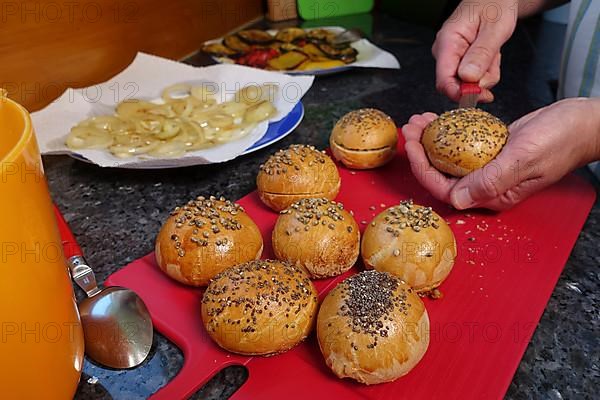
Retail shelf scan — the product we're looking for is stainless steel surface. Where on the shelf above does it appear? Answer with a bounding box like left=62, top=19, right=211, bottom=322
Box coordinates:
left=69, top=255, right=153, bottom=369
left=68, top=255, right=101, bottom=297
left=79, top=286, right=153, bottom=369
left=458, top=93, right=478, bottom=109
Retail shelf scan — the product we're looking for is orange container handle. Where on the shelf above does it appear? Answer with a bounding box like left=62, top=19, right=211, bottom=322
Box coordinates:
left=53, top=205, right=82, bottom=259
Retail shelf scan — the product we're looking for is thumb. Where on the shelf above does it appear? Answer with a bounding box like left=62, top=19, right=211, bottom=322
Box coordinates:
left=458, top=25, right=505, bottom=82
left=449, top=153, right=515, bottom=210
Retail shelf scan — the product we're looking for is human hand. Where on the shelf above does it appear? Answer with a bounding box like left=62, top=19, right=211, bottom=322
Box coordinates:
left=432, top=0, right=518, bottom=102
left=402, top=98, right=600, bottom=210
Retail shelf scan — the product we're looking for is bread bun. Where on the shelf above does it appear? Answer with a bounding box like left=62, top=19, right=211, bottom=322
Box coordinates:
left=155, top=195, right=263, bottom=287
left=361, top=200, right=456, bottom=293
left=272, top=198, right=359, bottom=279
left=317, top=270, right=429, bottom=385
left=422, top=108, right=508, bottom=177
left=256, top=144, right=341, bottom=212
left=330, top=108, right=398, bottom=169
left=201, top=259, right=318, bottom=355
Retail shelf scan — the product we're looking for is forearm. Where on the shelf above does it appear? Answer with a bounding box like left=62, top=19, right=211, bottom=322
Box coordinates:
left=518, top=0, right=570, bottom=18
left=589, top=98, right=600, bottom=162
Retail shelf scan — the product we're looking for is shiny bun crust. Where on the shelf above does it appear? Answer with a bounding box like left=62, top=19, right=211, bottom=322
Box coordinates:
left=361, top=200, right=456, bottom=293
left=155, top=196, right=263, bottom=287
left=330, top=108, right=398, bottom=169
left=201, top=259, right=318, bottom=356
left=421, top=108, right=508, bottom=177
left=272, top=198, right=360, bottom=279
left=256, top=144, right=341, bottom=212
left=317, top=270, right=429, bottom=385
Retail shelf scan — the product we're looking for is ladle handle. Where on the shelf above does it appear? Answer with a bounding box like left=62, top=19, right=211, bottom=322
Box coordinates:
left=53, top=205, right=101, bottom=297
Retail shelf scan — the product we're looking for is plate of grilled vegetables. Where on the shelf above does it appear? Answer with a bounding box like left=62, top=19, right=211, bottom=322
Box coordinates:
left=201, top=26, right=395, bottom=75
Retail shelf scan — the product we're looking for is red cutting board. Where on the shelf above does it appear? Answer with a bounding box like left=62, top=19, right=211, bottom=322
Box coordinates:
left=106, top=135, right=596, bottom=400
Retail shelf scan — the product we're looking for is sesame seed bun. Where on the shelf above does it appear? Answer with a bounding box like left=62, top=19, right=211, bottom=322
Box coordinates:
left=155, top=196, right=263, bottom=287
left=317, top=271, right=429, bottom=385
left=421, top=108, right=508, bottom=177
left=256, top=144, right=341, bottom=212
left=330, top=108, right=398, bottom=169
left=361, top=200, right=456, bottom=293
left=201, top=259, right=318, bottom=356
left=272, top=198, right=360, bottom=279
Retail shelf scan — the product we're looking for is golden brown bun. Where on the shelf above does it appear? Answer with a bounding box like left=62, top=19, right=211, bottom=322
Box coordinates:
left=155, top=196, right=263, bottom=287
left=317, top=270, right=429, bottom=385
left=256, top=144, right=341, bottom=211
left=361, top=200, right=456, bottom=293
left=422, top=108, right=508, bottom=177
left=330, top=108, right=398, bottom=169
left=272, top=198, right=360, bottom=279
left=201, top=259, right=318, bottom=356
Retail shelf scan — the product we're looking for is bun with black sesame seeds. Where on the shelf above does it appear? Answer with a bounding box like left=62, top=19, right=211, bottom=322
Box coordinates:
left=421, top=108, right=509, bottom=177
left=272, top=198, right=360, bottom=279
left=330, top=108, right=398, bottom=169
left=317, top=270, right=429, bottom=385
left=256, top=144, right=341, bottom=212
left=201, top=259, right=319, bottom=356
left=155, top=195, right=263, bottom=287
left=361, top=200, right=456, bottom=294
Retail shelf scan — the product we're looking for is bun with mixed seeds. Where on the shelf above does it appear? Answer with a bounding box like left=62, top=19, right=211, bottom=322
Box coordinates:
left=155, top=195, right=263, bottom=287
left=361, top=200, right=456, bottom=294
left=272, top=198, right=360, bottom=279
left=330, top=108, right=398, bottom=169
left=201, top=259, right=318, bottom=355
left=256, top=144, right=341, bottom=212
left=421, top=108, right=509, bottom=177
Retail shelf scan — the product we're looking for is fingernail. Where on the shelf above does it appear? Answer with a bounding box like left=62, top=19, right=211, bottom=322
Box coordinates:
left=461, top=63, right=481, bottom=78
left=451, top=187, right=475, bottom=210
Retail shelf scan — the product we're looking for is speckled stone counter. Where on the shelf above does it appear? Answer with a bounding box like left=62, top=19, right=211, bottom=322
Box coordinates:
left=43, top=12, right=599, bottom=400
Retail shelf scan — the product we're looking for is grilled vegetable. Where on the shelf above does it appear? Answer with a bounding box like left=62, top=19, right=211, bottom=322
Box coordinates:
left=275, top=27, right=306, bottom=43
left=237, top=29, right=274, bottom=45
left=301, top=43, right=326, bottom=59
left=297, top=60, right=346, bottom=71
left=307, top=28, right=336, bottom=43
left=223, top=34, right=251, bottom=53
left=267, top=51, right=308, bottom=70
left=279, top=42, right=304, bottom=53
left=202, top=27, right=360, bottom=71
left=202, top=43, right=238, bottom=57
left=236, top=48, right=279, bottom=68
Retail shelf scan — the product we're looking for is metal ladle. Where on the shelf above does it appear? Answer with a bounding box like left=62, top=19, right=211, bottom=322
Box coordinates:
left=54, top=206, right=153, bottom=369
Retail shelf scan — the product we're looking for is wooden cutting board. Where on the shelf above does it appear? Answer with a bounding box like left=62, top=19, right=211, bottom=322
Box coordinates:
left=106, top=135, right=596, bottom=399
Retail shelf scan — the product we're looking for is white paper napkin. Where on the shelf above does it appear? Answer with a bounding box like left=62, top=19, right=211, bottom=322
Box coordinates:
left=33, top=52, right=314, bottom=168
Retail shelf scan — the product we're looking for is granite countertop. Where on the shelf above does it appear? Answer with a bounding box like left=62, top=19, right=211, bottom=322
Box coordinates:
left=44, top=12, right=598, bottom=400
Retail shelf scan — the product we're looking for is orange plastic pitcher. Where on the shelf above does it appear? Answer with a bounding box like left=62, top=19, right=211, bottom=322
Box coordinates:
left=0, top=92, right=84, bottom=398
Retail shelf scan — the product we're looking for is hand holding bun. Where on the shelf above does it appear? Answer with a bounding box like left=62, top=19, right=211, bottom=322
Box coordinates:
left=361, top=200, right=456, bottom=293
left=317, top=270, right=429, bottom=385
left=155, top=195, right=263, bottom=286
left=422, top=108, right=508, bottom=177
left=272, top=198, right=359, bottom=279
left=201, top=259, right=318, bottom=356
left=330, top=108, right=398, bottom=169
left=257, top=144, right=341, bottom=211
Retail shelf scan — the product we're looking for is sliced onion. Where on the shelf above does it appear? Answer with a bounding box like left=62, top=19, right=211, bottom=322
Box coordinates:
left=245, top=100, right=276, bottom=123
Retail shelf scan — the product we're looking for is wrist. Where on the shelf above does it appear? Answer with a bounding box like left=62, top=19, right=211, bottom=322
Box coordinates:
left=589, top=98, right=600, bottom=161
left=572, top=97, right=600, bottom=166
